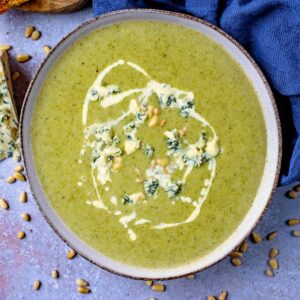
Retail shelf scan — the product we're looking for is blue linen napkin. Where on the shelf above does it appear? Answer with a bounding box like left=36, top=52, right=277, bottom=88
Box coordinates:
left=93, top=0, right=300, bottom=185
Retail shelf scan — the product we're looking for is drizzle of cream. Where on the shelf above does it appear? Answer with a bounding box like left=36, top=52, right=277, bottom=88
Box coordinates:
left=135, top=218, right=151, bottom=225
left=128, top=229, right=137, bottom=241
left=110, top=196, right=118, bottom=206
left=82, top=59, right=125, bottom=125
left=80, top=59, right=220, bottom=237
left=91, top=168, right=109, bottom=212
left=181, top=196, right=192, bottom=203
left=119, top=211, right=137, bottom=228
left=154, top=159, right=216, bottom=229
left=101, top=89, right=144, bottom=108
left=127, top=61, right=150, bottom=77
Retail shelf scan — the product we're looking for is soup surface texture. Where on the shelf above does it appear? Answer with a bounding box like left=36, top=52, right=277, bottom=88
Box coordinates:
left=31, top=21, right=266, bottom=268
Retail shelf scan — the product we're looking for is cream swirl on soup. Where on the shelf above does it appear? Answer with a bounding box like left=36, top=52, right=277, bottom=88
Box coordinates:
left=79, top=59, right=220, bottom=240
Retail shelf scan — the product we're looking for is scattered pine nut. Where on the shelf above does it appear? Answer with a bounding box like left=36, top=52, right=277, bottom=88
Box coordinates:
left=251, top=231, right=262, bottom=244
left=153, top=107, right=160, bottom=115
left=287, top=219, right=300, bottom=226
left=18, top=231, right=26, bottom=239
left=147, top=106, right=154, bottom=118
left=13, top=172, right=26, bottom=181
left=15, top=165, right=24, bottom=172
left=25, top=26, right=34, bottom=38
left=178, top=128, right=186, bottom=137
left=0, top=44, right=11, bottom=51
left=291, top=230, right=300, bottom=237
left=0, top=198, right=9, bottom=210
left=286, top=190, right=298, bottom=199
left=6, top=176, right=16, bottom=184
left=229, top=251, right=243, bottom=258
left=239, top=241, right=248, bottom=253
left=150, top=159, right=156, bottom=168
left=112, top=157, right=122, bottom=171
left=21, top=213, right=30, bottom=222
left=76, top=278, right=89, bottom=287
left=266, top=231, right=278, bottom=241
left=20, top=191, right=27, bottom=203
left=269, top=248, right=279, bottom=258
left=269, top=258, right=279, bottom=270
left=51, top=269, right=59, bottom=278
left=186, top=274, right=195, bottom=280
left=265, top=269, right=274, bottom=277
left=31, top=30, right=41, bottom=41
left=12, top=71, right=20, bottom=81
left=16, top=54, right=31, bottom=63
left=293, top=184, right=300, bottom=192
left=231, top=257, right=242, bottom=267
left=67, top=249, right=77, bottom=259
left=160, top=119, right=166, bottom=127
left=145, top=280, right=153, bottom=286
left=152, top=284, right=165, bottom=292
left=43, top=45, right=51, bottom=56
left=218, top=290, right=228, bottom=300
left=149, top=115, right=158, bottom=127
left=33, top=280, right=41, bottom=290
left=157, top=158, right=168, bottom=167
left=207, top=296, right=216, bottom=300
left=77, top=286, right=90, bottom=294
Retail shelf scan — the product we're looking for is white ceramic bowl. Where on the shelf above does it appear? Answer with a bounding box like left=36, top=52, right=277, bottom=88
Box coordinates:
left=20, top=9, right=281, bottom=280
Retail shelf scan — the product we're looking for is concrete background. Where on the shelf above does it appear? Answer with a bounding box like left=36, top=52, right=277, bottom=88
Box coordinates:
left=0, top=7, right=300, bottom=300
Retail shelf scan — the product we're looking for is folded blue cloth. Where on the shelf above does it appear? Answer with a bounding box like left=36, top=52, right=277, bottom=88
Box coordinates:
left=93, top=0, right=300, bottom=185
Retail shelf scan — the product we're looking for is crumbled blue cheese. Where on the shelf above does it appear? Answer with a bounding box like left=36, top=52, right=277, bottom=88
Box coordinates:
left=144, top=177, right=159, bottom=197
left=145, top=165, right=182, bottom=199
left=121, top=194, right=133, bottom=204
left=144, top=144, right=155, bottom=158
left=164, top=129, right=181, bottom=155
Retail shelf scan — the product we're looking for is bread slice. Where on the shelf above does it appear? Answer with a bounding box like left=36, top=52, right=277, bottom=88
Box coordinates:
left=0, top=50, right=20, bottom=161
left=0, top=0, right=30, bottom=13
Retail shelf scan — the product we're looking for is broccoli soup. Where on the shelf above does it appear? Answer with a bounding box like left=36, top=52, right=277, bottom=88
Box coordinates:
left=31, top=21, right=266, bottom=268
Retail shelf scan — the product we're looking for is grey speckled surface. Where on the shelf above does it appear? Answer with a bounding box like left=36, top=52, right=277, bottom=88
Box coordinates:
left=0, top=7, right=300, bottom=300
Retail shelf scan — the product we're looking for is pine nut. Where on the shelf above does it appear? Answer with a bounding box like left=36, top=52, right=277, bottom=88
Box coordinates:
left=0, top=44, right=11, bottom=51
left=20, top=191, right=27, bottom=203
left=25, top=26, right=34, bottom=38
left=21, top=213, right=30, bottom=222
left=18, top=231, right=26, bottom=239
left=149, top=115, right=158, bottom=127
left=31, top=30, right=41, bottom=41
left=152, top=284, right=165, bottom=292
left=0, top=198, right=9, bottom=210
left=77, top=286, right=90, bottom=294
left=33, top=280, right=41, bottom=290
left=6, top=176, right=16, bottom=183
left=67, top=249, right=77, bottom=259
left=15, top=165, right=24, bottom=172
left=16, top=54, right=31, bottom=63
left=76, top=278, right=89, bottom=287
left=51, top=270, right=59, bottom=278
left=251, top=231, right=262, bottom=244
left=13, top=172, right=26, bottom=181
left=43, top=45, right=51, bottom=56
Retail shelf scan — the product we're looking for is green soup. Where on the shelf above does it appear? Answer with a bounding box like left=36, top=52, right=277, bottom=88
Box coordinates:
left=31, top=21, right=266, bottom=268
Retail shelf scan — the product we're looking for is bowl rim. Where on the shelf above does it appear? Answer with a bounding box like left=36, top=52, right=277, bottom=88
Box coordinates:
left=20, top=8, right=282, bottom=280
